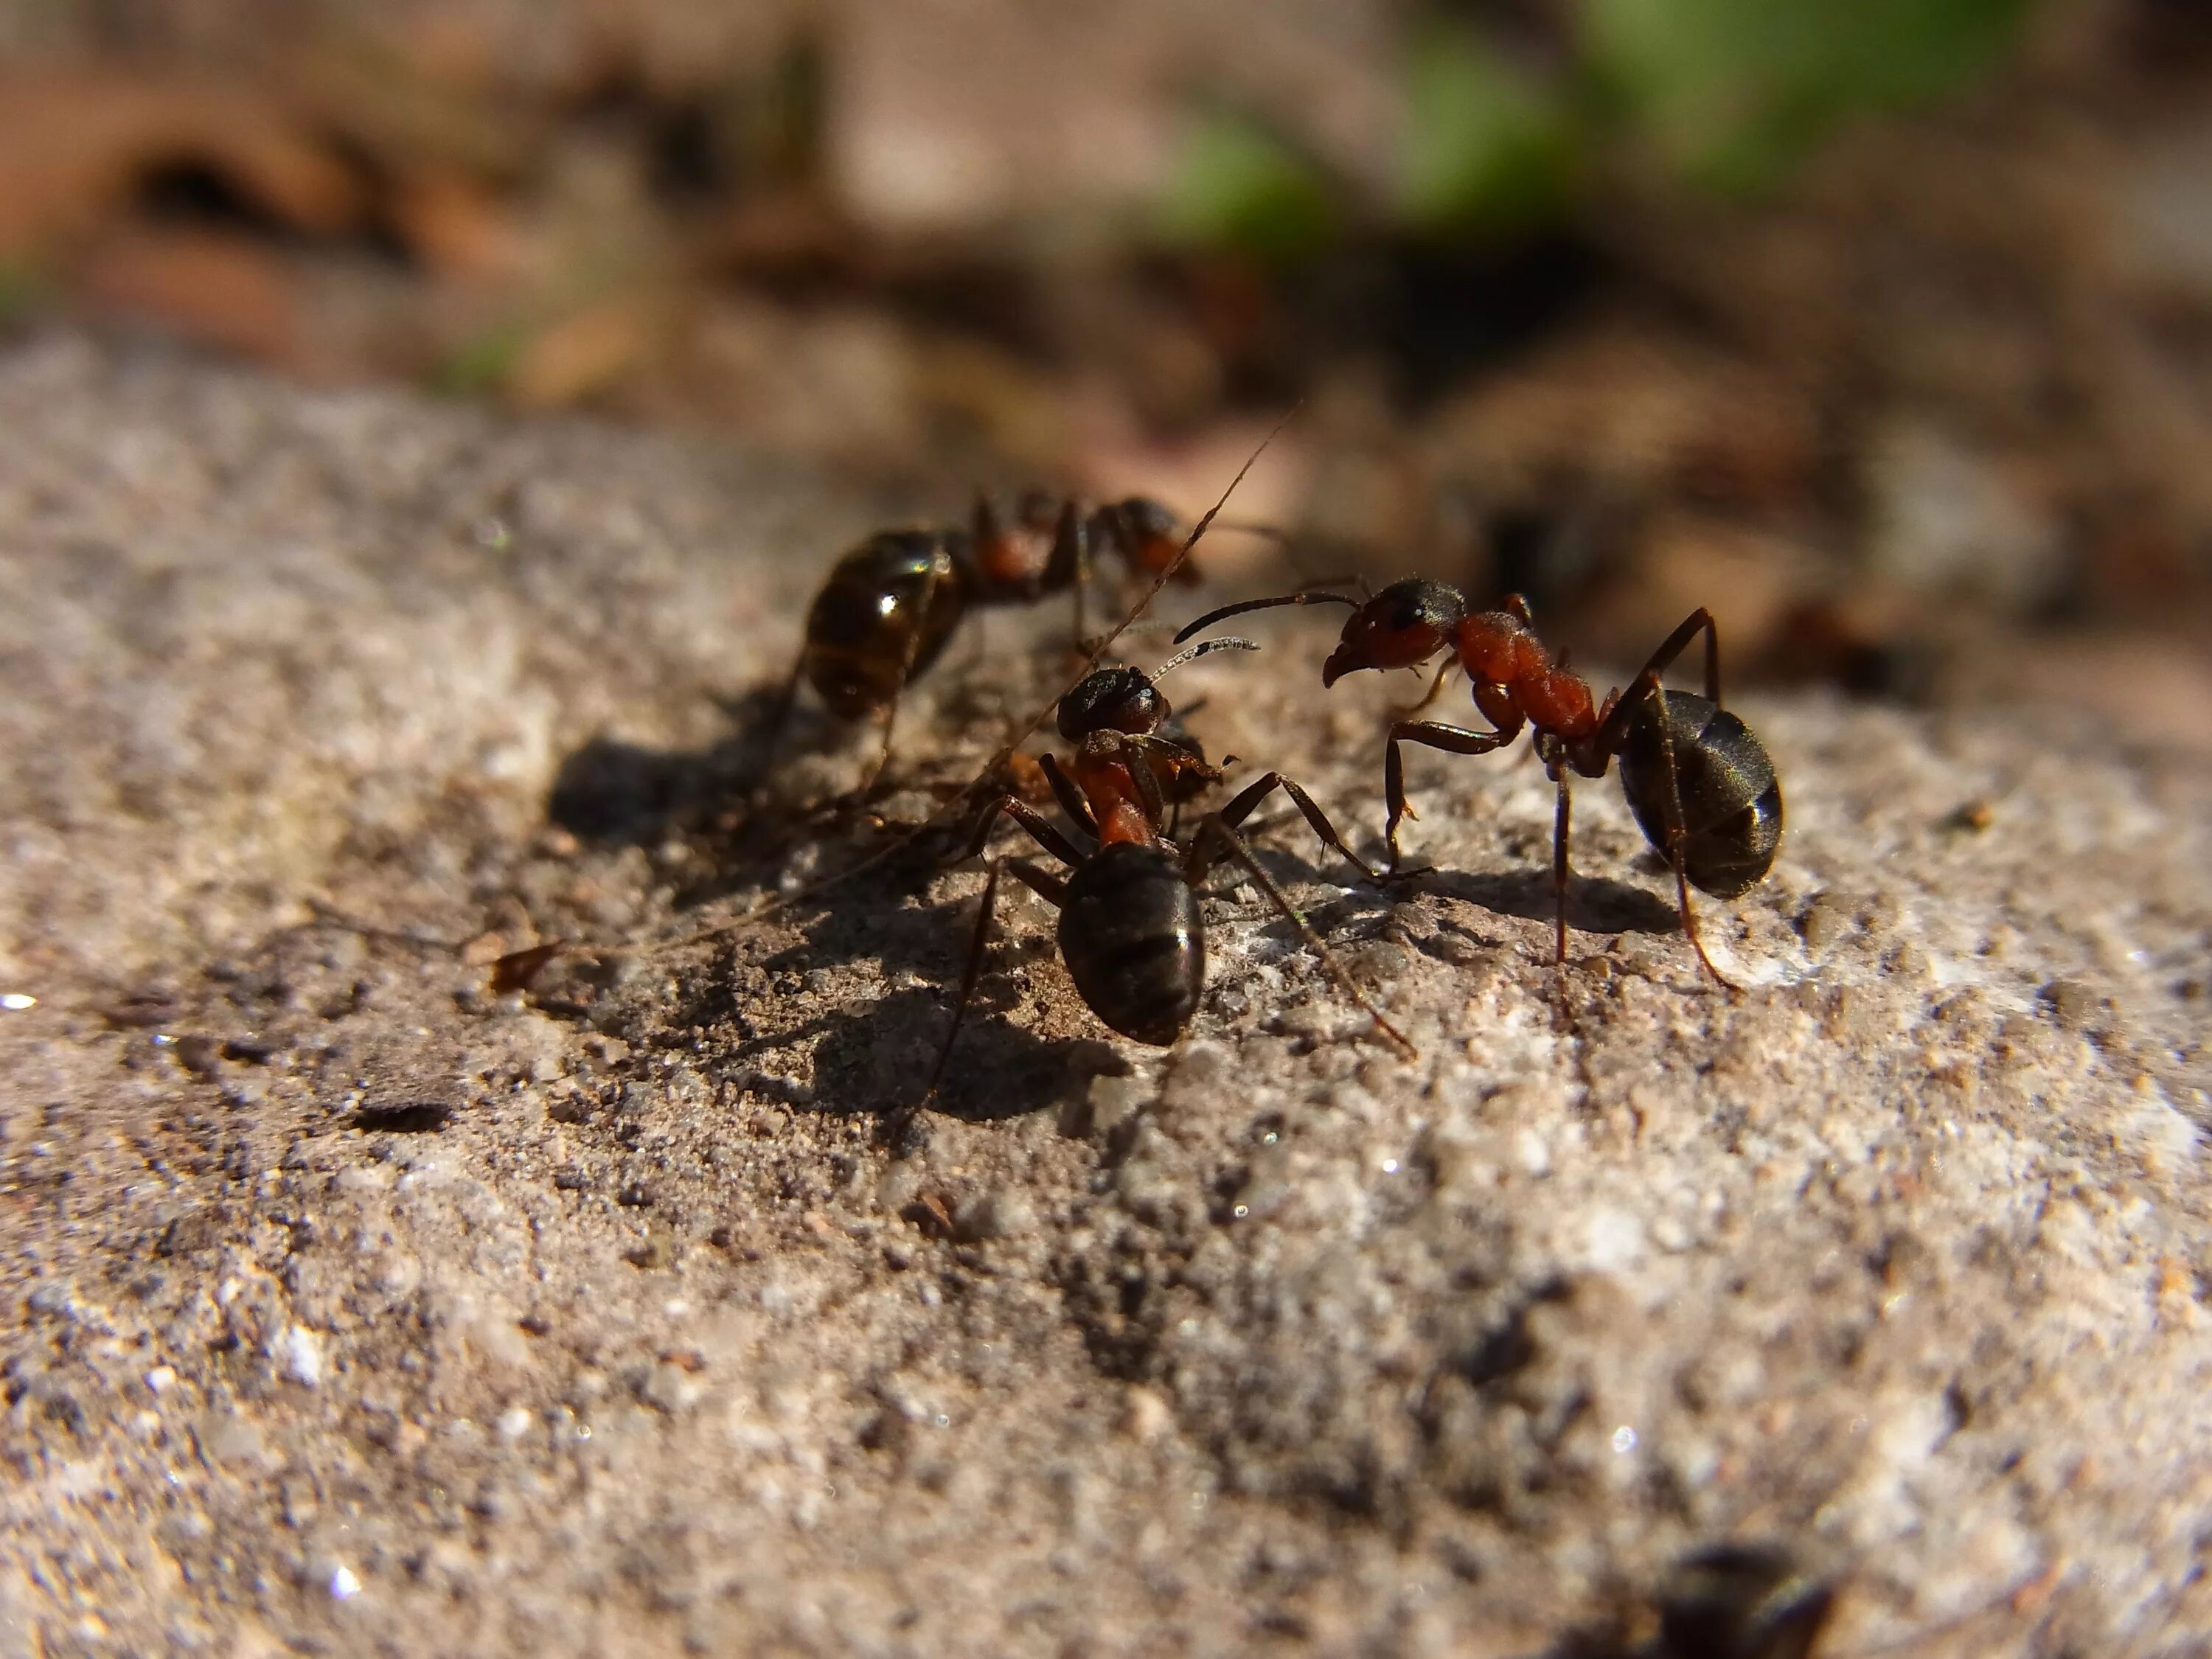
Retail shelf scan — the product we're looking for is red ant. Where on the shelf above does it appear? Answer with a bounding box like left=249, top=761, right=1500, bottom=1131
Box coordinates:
left=920, top=638, right=1415, bottom=1110
left=1175, top=580, right=1782, bottom=990
left=758, top=489, right=1237, bottom=798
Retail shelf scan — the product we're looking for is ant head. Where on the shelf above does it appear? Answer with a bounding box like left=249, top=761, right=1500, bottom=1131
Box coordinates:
left=1322, top=579, right=1466, bottom=686
left=1058, top=666, right=1164, bottom=742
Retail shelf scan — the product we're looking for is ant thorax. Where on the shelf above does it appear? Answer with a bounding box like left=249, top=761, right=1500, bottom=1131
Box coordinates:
left=1068, top=740, right=1159, bottom=846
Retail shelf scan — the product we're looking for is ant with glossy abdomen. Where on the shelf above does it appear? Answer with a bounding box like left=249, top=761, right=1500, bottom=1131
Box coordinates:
left=1175, top=579, right=1782, bottom=992
left=757, top=488, right=1247, bottom=800
left=918, top=637, right=1416, bottom=1116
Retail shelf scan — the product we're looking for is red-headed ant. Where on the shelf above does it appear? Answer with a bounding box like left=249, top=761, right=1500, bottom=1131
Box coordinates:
left=921, top=637, right=1415, bottom=1110
left=759, top=490, right=1233, bottom=797
left=1175, top=580, right=1782, bottom=990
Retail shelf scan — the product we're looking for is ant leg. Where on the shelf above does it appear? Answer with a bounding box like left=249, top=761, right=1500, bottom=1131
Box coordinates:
left=1651, top=703, right=1740, bottom=995
left=1039, top=752, right=1102, bottom=842
left=855, top=558, right=961, bottom=800
left=952, top=792, right=1091, bottom=869
left=1186, top=816, right=1417, bottom=1060
left=1093, top=731, right=1172, bottom=828
left=1382, top=720, right=1518, bottom=870
left=1551, top=770, right=1572, bottom=975
left=1216, top=771, right=1384, bottom=885
left=1591, top=608, right=1722, bottom=757
left=857, top=699, right=902, bottom=801
left=915, top=856, right=1071, bottom=1116
left=750, top=650, right=808, bottom=788
left=1389, top=657, right=1458, bottom=723
left=1051, top=501, right=1092, bottom=654
left=1500, top=592, right=1534, bottom=626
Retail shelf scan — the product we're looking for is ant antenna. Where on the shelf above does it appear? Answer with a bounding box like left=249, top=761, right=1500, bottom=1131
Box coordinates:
left=1147, top=636, right=1260, bottom=681
left=1173, top=588, right=1362, bottom=645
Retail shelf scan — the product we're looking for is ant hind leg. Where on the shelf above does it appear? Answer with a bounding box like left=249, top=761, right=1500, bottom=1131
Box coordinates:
left=1651, top=705, right=1741, bottom=995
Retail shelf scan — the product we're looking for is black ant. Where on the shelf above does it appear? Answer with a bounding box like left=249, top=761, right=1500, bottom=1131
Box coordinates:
left=920, top=638, right=1416, bottom=1107
left=1175, top=580, right=1781, bottom=990
left=759, top=489, right=1225, bottom=797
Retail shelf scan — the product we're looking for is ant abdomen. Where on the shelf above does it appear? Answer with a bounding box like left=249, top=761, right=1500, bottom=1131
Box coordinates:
left=800, top=530, right=968, bottom=719
left=1620, top=692, right=1783, bottom=899
left=1059, top=841, right=1204, bottom=1045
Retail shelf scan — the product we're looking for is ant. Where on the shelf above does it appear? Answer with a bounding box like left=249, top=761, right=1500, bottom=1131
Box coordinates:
left=1175, top=580, right=1781, bottom=991
left=920, top=638, right=1416, bottom=1109
left=759, top=489, right=1228, bottom=798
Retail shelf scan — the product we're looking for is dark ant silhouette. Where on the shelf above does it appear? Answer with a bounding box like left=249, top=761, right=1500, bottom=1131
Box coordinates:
left=759, top=489, right=1246, bottom=797
left=1175, top=580, right=1781, bottom=990
left=919, top=638, right=1416, bottom=1114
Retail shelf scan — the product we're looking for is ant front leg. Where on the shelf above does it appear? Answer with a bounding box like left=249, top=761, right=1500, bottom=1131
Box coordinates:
left=1382, top=720, right=1519, bottom=871
left=1550, top=766, right=1572, bottom=979
left=1389, top=657, right=1458, bottom=723
left=1185, top=816, right=1416, bottom=1060
left=1037, top=752, right=1102, bottom=842
left=1216, top=771, right=1386, bottom=886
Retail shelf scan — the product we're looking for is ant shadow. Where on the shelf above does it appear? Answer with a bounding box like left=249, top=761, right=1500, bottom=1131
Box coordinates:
left=704, top=806, right=1408, bottom=1127
left=545, top=686, right=793, bottom=848
left=721, top=876, right=1130, bottom=1124
left=543, top=689, right=968, bottom=910
left=1402, top=865, right=1680, bottom=939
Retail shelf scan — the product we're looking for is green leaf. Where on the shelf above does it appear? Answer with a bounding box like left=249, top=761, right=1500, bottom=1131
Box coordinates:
left=1158, top=108, right=1339, bottom=262
left=1400, top=26, right=1577, bottom=234
left=1583, top=0, right=2036, bottom=192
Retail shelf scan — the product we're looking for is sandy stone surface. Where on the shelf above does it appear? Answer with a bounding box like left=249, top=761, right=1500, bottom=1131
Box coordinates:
left=2, top=335, right=2209, bottom=1657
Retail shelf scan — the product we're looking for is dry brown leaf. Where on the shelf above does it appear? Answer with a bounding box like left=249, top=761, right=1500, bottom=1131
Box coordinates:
left=75, top=228, right=302, bottom=365
left=389, top=169, right=528, bottom=282
left=0, top=72, right=363, bottom=259
left=504, top=292, right=667, bottom=410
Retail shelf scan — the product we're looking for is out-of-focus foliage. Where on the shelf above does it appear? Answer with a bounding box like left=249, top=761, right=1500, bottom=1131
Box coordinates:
left=1167, top=0, right=2039, bottom=253
left=1158, top=108, right=1340, bottom=262
left=1399, top=24, right=1577, bottom=234
left=1585, top=0, right=2039, bottom=191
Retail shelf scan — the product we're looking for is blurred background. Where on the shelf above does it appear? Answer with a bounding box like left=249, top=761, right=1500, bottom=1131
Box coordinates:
left=2, top=0, right=2208, bottom=743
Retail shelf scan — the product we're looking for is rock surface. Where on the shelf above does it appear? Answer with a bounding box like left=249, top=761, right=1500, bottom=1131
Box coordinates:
left=2, top=336, right=2208, bottom=1656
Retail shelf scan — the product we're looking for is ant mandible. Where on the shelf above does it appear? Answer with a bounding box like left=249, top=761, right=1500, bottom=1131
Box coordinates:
left=1175, top=580, right=1782, bottom=991
left=760, top=490, right=1222, bottom=797
left=920, top=638, right=1416, bottom=1110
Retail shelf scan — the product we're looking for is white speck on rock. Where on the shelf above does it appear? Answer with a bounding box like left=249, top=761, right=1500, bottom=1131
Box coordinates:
left=282, top=1325, right=325, bottom=1388
left=1581, top=1207, right=1647, bottom=1273
left=1514, top=1127, right=1551, bottom=1176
